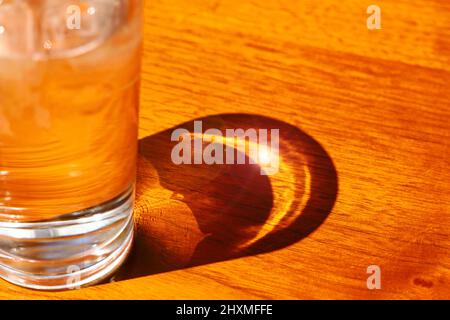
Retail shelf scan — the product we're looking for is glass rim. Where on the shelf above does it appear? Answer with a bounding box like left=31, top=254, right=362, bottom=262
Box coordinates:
left=0, top=0, right=136, bottom=61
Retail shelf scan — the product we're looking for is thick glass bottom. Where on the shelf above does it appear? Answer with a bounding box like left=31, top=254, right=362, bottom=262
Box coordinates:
left=0, top=188, right=134, bottom=290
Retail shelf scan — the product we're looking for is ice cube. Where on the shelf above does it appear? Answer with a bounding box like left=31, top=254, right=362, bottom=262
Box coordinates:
left=0, top=1, right=35, bottom=58
left=39, top=0, right=127, bottom=58
left=0, top=0, right=127, bottom=59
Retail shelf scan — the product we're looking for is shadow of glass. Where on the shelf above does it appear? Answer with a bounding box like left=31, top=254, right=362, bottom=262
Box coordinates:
left=113, top=113, right=338, bottom=281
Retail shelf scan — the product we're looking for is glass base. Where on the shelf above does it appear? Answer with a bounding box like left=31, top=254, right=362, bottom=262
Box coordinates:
left=0, top=188, right=134, bottom=290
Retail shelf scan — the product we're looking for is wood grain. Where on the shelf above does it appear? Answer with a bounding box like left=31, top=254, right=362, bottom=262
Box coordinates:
left=1, top=0, right=449, bottom=299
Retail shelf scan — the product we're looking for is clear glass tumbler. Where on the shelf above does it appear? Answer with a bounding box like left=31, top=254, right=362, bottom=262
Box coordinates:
left=0, top=0, right=142, bottom=290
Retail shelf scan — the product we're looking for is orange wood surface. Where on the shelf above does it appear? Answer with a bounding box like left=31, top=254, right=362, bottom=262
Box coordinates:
left=1, top=0, right=449, bottom=299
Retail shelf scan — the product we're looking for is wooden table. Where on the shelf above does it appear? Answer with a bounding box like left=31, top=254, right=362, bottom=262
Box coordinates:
left=1, top=0, right=449, bottom=299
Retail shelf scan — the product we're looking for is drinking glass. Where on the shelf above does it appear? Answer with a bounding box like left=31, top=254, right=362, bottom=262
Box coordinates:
left=0, top=0, right=142, bottom=290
